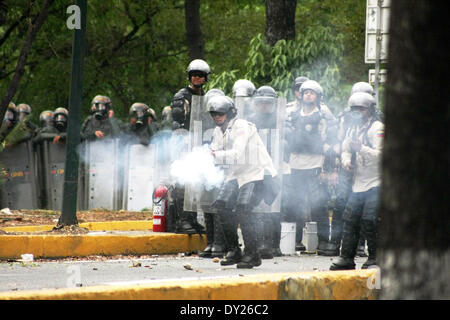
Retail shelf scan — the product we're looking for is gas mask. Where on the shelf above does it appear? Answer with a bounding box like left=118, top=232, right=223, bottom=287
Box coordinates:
left=349, top=110, right=363, bottom=126
left=94, top=103, right=108, bottom=120
left=133, top=110, right=147, bottom=129
left=55, top=114, right=67, bottom=132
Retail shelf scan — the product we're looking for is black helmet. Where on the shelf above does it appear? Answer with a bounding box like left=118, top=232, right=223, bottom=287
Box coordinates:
left=54, top=107, right=68, bottom=131
left=91, top=95, right=112, bottom=120
left=129, top=102, right=150, bottom=127
left=39, top=110, right=55, bottom=127
left=187, top=59, right=210, bottom=82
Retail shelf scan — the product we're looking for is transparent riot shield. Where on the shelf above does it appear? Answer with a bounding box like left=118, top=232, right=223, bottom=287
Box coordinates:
left=0, top=141, right=39, bottom=209
left=40, top=140, right=66, bottom=210
left=80, top=138, right=123, bottom=210
left=183, top=95, right=221, bottom=213
left=122, top=143, right=155, bottom=211
left=235, top=95, right=286, bottom=213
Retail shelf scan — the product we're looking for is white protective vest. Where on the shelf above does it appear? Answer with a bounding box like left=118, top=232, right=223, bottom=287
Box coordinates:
left=211, top=118, right=277, bottom=188
left=341, top=118, right=384, bottom=192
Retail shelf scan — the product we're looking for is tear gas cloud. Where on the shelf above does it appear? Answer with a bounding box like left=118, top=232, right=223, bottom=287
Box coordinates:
left=170, top=144, right=224, bottom=191
left=76, top=130, right=224, bottom=210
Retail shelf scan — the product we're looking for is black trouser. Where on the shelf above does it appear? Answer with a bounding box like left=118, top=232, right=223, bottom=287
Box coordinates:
left=214, top=179, right=264, bottom=254
left=289, top=168, right=330, bottom=243
left=340, top=187, right=380, bottom=259
left=330, top=169, right=353, bottom=244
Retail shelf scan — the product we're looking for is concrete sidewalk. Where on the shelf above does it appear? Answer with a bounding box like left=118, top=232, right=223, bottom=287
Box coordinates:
left=0, top=220, right=379, bottom=300
left=0, top=270, right=378, bottom=300
left=0, top=220, right=205, bottom=259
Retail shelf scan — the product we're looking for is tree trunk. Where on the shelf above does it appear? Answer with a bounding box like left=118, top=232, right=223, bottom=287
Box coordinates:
left=0, top=0, right=54, bottom=122
left=184, top=0, right=204, bottom=60
left=379, top=0, right=450, bottom=299
left=265, top=0, right=297, bottom=46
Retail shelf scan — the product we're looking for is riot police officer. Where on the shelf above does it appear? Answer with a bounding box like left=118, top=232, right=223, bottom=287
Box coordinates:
left=248, top=85, right=283, bottom=258
left=197, top=88, right=227, bottom=258
left=3, top=103, right=37, bottom=147
left=324, top=82, right=378, bottom=257
left=32, top=110, right=58, bottom=144
left=330, top=91, right=384, bottom=270
left=285, top=80, right=331, bottom=254
left=80, top=95, right=124, bottom=141
left=209, top=95, right=279, bottom=269
left=52, top=107, right=69, bottom=145
left=171, top=59, right=210, bottom=130
left=171, top=59, right=210, bottom=234
left=287, top=76, right=309, bottom=108
left=0, top=103, right=18, bottom=148
left=126, top=103, right=157, bottom=146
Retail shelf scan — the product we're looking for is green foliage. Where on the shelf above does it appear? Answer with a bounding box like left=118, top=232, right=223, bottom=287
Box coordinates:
left=209, top=26, right=348, bottom=113
left=1, top=0, right=369, bottom=123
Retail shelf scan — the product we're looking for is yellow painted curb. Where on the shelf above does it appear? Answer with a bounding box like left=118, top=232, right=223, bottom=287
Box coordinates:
left=0, top=270, right=378, bottom=300
left=0, top=233, right=206, bottom=259
left=1, top=220, right=153, bottom=233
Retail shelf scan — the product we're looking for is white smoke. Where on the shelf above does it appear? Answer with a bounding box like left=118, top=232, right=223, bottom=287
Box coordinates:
left=170, top=144, right=224, bottom=191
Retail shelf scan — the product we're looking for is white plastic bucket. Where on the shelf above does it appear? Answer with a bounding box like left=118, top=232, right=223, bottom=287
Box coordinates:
left=302, top=222, right=318, bottom=252
left=280, top=222, right=296, bottom=255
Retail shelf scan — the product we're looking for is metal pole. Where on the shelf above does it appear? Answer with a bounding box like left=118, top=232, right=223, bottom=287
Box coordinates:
left=58, top=0, right=86, bottom=226
left=374, top=0, right=383, bottom=105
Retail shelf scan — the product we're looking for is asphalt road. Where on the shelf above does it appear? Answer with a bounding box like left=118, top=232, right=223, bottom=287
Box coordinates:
left=0, top=253, right=368, bottom=292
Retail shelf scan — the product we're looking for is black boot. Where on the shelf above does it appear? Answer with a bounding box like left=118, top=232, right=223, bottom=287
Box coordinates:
left=218, top=211, right=241, bottom=265
left=330, top=221, right=358, bottom=270
left=176, top=213, right=197, bottom=234
left=199, top=212, right=214, bottom=258
left=220, top=247, right=242, bottom=266
left=211, top=214, right=226, bottom=258
left=361, top=220, right=377, bottom=269
left=237, top=214, right=261, bottom=269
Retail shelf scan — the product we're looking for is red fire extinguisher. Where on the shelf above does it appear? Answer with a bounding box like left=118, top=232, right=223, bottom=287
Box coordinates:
left=152, top=185, right=169, bottom=232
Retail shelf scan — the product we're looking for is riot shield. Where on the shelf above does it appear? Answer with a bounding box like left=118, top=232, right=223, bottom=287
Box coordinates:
left=40, top=140, right=66, bottom=210
left=235, top=95, right=286, bottom=213
left=122, top=143, right=156, bottom=211
left=0, top=141, right=39, bottom=209
left=183, top=95, right=222, bottom=213
left=80, top=138, right=123, bottom=210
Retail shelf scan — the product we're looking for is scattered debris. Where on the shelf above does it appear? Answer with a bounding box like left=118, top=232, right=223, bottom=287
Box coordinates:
left=50, top=225, right=90, bottom=235
left=130, top=259, right=142, bottom=267
left=0, top=208, right=13, bottom=215
left=20, top=254, right=34, bottom=262
left=183, top=263, right=193, bottom=270
left=212, top=257, right=220, bottom=263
